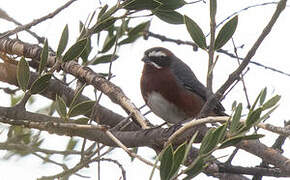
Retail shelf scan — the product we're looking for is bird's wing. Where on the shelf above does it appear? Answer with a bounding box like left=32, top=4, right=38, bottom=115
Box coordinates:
left=170, top=57, right=225, bottom=113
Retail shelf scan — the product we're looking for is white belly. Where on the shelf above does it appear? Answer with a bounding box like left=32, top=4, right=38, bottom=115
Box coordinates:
left=147, top=91, right=187, bottom=124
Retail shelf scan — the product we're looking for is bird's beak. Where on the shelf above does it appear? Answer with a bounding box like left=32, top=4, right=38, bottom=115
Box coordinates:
left=141, top=56, right=150, bottom=63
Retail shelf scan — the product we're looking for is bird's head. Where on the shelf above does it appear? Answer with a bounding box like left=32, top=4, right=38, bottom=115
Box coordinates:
left=141, top=47, right=175, bottom=69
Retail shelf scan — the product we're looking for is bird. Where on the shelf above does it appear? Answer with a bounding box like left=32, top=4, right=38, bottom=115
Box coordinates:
left=140, top=47, right=226, bottom=124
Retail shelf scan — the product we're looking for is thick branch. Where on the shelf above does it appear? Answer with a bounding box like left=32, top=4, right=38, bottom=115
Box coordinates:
left=0, top=62, right=140, bottom=131
left=0, top=38, right=149, bottom=129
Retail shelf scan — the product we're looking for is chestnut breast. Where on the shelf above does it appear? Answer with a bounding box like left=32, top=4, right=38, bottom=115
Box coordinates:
left=140, top=64, right=205, bottom=123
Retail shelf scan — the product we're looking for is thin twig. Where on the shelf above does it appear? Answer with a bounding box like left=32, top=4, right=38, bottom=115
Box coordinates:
left=165, top=116, right=229, bottom=147
left=231, top=38, right=251, bottom=109
left=0, top=142, right=82, bottom=155
left=0, top=0, right=78, bottom=39
left=105, top=130, right=156, bottom=167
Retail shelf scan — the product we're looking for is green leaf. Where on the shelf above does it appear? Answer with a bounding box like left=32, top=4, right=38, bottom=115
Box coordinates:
left=30, top=74, right=52, bottom=94
left=69, top=84, right=86, bottom=109
left=199, top=128, right=215, bottom=155
left=17, top=57, right=30, bottom=91
left=99, top=5, right=119, bottom=21
left=68, top=100, right=95, bottom=117
left=92, top=54, right=119, bottom=65
left=118, top=34, right=141, bottom=45
left=246, top=108, right=262, bottom=127
left=259, top=87, right=267, bottom=105
left=231, top=100, right=237, bottom=111
left=158, top=0, right=186, bottom=10
left=92, top=17, right=117, bottom=34
left=184, top=157, right=204, bottom=179
left=57, top=24, right=69, bottom=57
left=123, top=0, right=160, bottom=10
left=214, top=123, right=227, bottom=143
left=128, top=21, right=150, bottom=36
left=153, top=10, right=184, bottom=24
left=123, top=0, right=186, bottom=10
left=38, top=39, right=48, bottom=74
left=62, top=38, right=88, bottom=62
left=80, top=38, right=92, bottom=63
left=260, top=105, right=279, bottom=122
left=56, top=95, right=67, bottom=118
left=65, top=137, right=78, bottom=153
left=219, top=134, right=264, bottom=149
left=199, top=124, right=227, bottom=155
left=230, top=103, right=242, bottom=134
left=169, top=143, right=186, bottom=179
left=160, top=145, right=174, bottom=180
left=97, top=4, right=109, bottom=20
left=250, top=89, right=263, bottom=113
left=184, top=15, right=207, bottom=49
left=262, top=95, right=281, bottom=110
left=100, top=35, right=117, bottom=53
left=214, top=15, right=238, bottom=50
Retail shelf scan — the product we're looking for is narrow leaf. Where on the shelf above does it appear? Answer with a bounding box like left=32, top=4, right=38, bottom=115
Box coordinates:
left=154, top=10, right=184, bottom=24
left=259, top=105, right=278, bottom=122
left=184, top=15, right=207, bottom=49
left=17, top=57, right=30, bottom=91
left=230, top=103, right=242, bottom=134
left=200, top=124, right=227, bottom=155
left=57, top=24, right=69, bottom=57
left=214, top=15, right=238, bottom=50
left=246, top=108, right=262, bottom=127
left=158, top=0, right=186, bottom=10
left=56, top=95, right=67, bottom=118
left=92, top=17, right=117, bottom=34
left=219, top=134, right=264, bottom=149
left=128, top=21, right=150, bottom=36
left=169, top=143, right=186, bottom=179
left=97, top=4, right=109, bottom=20
left=92, top=54, right=119, bottom=65
left=123, top=0, right=160, bottom=10
left=249, top=89, right=263, bottom=113
left=118, top=34, right=141, bottom=45
left=62, top=38, right=88, bottom=62
left=262, top=95, right=281, bottom=110
left=68, top=100, right=95, bottom=117
left=259, top=87, right=267, bottom=105
left=30, top=74, right=52, bottom=94
left=231, top=100, right=237, bottom=111
left=100, top=35, right=117, bottom=53
left=199, top=128, right=215, bottom=155
left=99, top=5, right=118, bottom=21
left=160, top=145, right=174, bottom=180
left=66, top=137, right=78, bottom=151
left=69, top=84, right=86, bottom=108
left=80, top=38, right=92, bottom=63
left=38, top=39, right=48, bottom=74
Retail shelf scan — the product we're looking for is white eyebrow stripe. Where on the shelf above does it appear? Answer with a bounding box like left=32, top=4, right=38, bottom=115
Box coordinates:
left=148, top=51, right=166, bottom=57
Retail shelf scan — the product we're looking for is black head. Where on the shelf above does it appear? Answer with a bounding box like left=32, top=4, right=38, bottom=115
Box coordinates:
left=142, top=47, right=174, bottom=69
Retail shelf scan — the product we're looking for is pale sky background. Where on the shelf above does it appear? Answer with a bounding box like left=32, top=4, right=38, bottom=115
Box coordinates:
left=0, top=0, right=290, bottom=179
